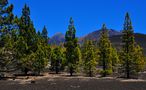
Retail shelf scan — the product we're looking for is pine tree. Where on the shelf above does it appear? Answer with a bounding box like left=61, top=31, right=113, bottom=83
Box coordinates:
left=0, top=0, right=15, bottom=47
left=98, top=24, right=113, bottom=77
left=0, top=33, right=17, bottom=72
left=37, top=31, right=41, bottom=37
left=121, top=12, right=135, bottom=78
left=121, top=12, right=145, bottom=78
left=74, top=46, right=82, bottom=73
left=82, top=40, right=97, bottom=77
left=64, top=17, right=78, bottom=76
left=32, top=38, right=48, bottom=75
left=0, top=0, right=18, bottom=72
left=19, top=4, right=31, bottom=36
left=59, top=46, right=67, bottom=71
left=0, top=0, right=14, bottom=34
left=15, top=36, right=29, bottom=74
left=42, top=26, right=48, bottom=44
left=133, top=45, right=145, bottom=73
left=50, top=47, right=63, bottom=74
left=16, top=4, right=37, bottom=74
left=111, top=47, right=119, bottom=72
left=33, top=32, right=51, bottom=74
left=19, top=4, right=37, bottom=52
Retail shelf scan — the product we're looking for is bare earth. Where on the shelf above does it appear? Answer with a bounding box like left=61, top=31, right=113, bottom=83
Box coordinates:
left=0, top=73, right=146, bottom=90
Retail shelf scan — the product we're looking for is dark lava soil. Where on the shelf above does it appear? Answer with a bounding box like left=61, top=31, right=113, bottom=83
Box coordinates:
left=0, top=78, right=146, bottom=90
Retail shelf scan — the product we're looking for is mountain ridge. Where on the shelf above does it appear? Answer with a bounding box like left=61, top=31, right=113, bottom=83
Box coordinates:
left=49, top=29, right=122, bottom=45
left=48, top=30, right=146, bottom=55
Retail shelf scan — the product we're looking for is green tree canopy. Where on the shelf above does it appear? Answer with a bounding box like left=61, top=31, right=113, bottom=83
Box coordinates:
left=121, top=12, right=145, bottom=78
left=64, top=17, right=79, bottom=76
left=41, top=26, right=48, bottom=44
left=82, top=40, right=97, bottom=77
left=98, top=24, right=113, bottom=77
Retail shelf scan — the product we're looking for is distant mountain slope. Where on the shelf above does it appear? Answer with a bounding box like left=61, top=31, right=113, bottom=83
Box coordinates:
left=49, top=29, right=122, bottom=45
left=48, top=30, right=146, bottom=55
left=79, top=29, right=122, bottom=42
left=110, top=33, right=146, bottom=55
left=48, top=32, right=65, bottom=45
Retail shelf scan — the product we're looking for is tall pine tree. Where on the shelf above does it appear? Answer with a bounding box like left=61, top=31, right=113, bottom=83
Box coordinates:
left=121, top=12, right=135, bottom=78
left=64, top=17, right=79, bottom=76
left=98, top=24, right=113, bottom=77
left=0, top=0, right=18, bottom=72
left=121, top=12, right=145, bottom=78
left=16, top=4, right=37, bottom=74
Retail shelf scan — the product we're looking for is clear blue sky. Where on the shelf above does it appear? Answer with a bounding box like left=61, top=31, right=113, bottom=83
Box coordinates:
left=9, top=0, right=146, bottom=37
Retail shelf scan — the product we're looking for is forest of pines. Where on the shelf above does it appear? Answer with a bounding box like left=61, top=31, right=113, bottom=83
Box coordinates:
left=0, top=0, right=145, bottom=79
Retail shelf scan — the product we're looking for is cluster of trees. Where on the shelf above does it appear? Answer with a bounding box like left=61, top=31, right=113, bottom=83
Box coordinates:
left=64, top=14, right=145, bottom=78
left=0, top=0, right=50, bottom=75
left=0, top=0, right=145, bottom=78
left=63, top=13, right=145, bottom=78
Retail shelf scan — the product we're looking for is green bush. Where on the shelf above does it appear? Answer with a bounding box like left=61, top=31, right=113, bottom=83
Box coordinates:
left=100, top=69, right=113, bottom=76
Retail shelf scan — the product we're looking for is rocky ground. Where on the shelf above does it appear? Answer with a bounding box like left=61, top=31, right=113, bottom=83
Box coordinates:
left=0, top=73, right=146, bottom=90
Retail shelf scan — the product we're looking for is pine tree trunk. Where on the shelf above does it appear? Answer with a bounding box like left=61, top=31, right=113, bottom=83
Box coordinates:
left=89, top=70, right=92, bottom=77
left=38, top=70, right=40, bottom=76
left=103, top=55, right=106, bottom=77
left=103, top=65, right=106, bottom=77
left=70, top=67, right=73, bottom=76
left=126, top=61, right=130, bottom=78
left=24, top=68, right=28, bottom=75
left=55, top=66, right=59, bottom=74
left=89, top=66, right=92, bottom=77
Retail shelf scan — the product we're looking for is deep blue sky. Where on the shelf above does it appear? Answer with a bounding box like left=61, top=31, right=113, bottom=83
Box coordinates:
left=9, top=0, right=146, bottom=37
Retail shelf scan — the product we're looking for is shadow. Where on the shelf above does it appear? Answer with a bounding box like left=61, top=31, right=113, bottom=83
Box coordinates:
left=14, top=73, right=44, bottom=76
left=49, top=72, right=61, bottom=74
left=0, top=76, right=16, bottom=80
left=60, top=74, right=80, bottom=77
